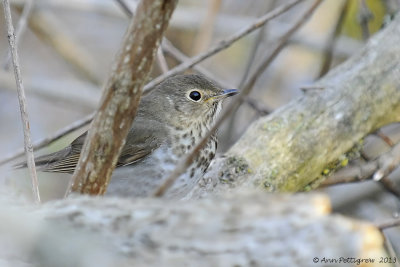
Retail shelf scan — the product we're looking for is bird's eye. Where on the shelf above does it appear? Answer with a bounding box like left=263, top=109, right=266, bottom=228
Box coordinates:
left=189, top=90, right=202, bottom=101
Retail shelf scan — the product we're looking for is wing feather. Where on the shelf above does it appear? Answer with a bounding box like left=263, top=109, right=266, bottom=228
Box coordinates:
left=20, top=115, right=167, bottom=174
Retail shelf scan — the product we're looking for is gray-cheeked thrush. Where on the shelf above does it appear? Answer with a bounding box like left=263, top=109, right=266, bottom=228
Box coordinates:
left=17, top=74, right=238, bottom=198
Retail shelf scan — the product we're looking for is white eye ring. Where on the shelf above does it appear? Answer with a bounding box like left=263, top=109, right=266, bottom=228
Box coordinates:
left=187, top=90, right=202, bottom=102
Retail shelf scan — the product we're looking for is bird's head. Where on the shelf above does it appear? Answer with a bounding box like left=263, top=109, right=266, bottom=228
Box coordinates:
left=147, top=74, right=237, bottom=128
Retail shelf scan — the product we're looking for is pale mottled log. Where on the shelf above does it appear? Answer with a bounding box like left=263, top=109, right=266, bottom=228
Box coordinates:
left=0, top=192, right=385, bottom=266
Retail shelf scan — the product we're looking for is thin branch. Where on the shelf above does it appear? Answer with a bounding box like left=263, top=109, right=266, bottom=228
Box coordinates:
left=382, top=231, right=400, bottom=267
left=2, top=0, right=40, bottom=203
left=245, top=97, right=271, bottom=115
left=376, top=130, right=395, bottom=146
left=0, top=70, right=99, bottom=111
left=358, top=0, right=373, bottom=40
left=320, top=161, right=378, bottom=186
left=161, top=38, right=233, bottom=88
left=382, top=0, right=400, bottom=15
left=66, top=0, right=178, bottom=196
left=0, top=112, right=94, bottom=166
left=237, top=28, right=265, bottom=88
left=378, top=177, right=400, bottom=198
left=114, top=0, right=134, bottom=16
left=241, top=0, right=323, bottom=96
left=156, top=47, right=169, bottom=73
left=238, top=0, right=278, bottom=89
left=317, top=0, right=349, bottom=78
left=376, top=218, right=400, bottom=229
left=372, top=138, right=400, bottom=199
left=15, top=8, right=102, bottom=86
left=153, top=0, right=323, bottom=197
left=2, top=0, right=34, bottom=70
left=226, top=0, right=277, bottom=143
left=192, top=0, right=222, bottom=54
left=321, top=142, right=400, bottom=198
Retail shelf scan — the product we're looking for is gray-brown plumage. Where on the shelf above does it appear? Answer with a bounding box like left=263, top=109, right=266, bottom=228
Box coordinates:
left=16, top=75, right=237, bottom=198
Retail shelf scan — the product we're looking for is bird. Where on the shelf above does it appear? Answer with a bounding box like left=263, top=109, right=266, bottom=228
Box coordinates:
left=16, top=74, right=238, bottom=198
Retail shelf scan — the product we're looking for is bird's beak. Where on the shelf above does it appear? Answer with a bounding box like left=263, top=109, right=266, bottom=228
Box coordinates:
left=206, top=89, right=238, bottom=102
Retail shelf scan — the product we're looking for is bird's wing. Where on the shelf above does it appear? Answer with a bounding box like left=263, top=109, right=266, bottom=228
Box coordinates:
left=22, top=117, right=165, bottom=173
left=116, top=119, right=163, bottom=167
left=27, top=133, right=85, bottom=173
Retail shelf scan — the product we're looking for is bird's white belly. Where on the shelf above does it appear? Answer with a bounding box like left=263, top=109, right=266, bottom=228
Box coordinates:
left=106, top=146, right=206, bottom=198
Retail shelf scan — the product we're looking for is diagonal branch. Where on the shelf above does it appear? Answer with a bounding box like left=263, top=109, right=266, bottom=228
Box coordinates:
left=66, top=0, right=178, bottom=196
left=321, top=139, right=400, bottom=199
left=317, top=0, right=349, bottom=78
left=161, top=38, right=232, bottom=88
left=2, top=0, right=40, bottom=203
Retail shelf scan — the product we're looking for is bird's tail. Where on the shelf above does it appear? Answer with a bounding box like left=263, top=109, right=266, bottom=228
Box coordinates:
left=13, top=148, right=74, bottom=173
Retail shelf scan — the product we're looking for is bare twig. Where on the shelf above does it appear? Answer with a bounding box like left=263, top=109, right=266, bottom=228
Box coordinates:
left=241, top=0, right=322, bottom=93
left=66, top=0, right=178, bottom=196
left=376, top=130, right=395, bottom=146
left=358, top=0, right=373, bottom=40
left=322, top=142, right=400, bottom=198
left=247, top=36, right=268, bottom=80
left=192, top=0, right=222, bottom=54
left=161, top=38, right=233, bottom=89
left=226, top=0, right=277, bottom=142
left=156, top=47, right=169, bottom=73
left=373, top=140, right=400, bottom=199
left=114, top=0, right=134, bottom=16
left=382, top=231, right=400, bottom=267
left=153, top=0, right=323, bottom=197
left=372, top=148, right=400, bottom=181
left=245, top=97, right=271, bottom=115
left=376, top=218, right=400, bottom=229
left=382, top=0, right=400, bottom=15
left=0, top=112, right=94, bottom=166
left=3, top=0, right=40, bottom=203
left=238, top=0, right=278, bottom=88
left=317, top=0, right=349, bottom=78
left=2, top=0, right=34, bottom=70
left=237, top=28, right=265, bottom=88
left=300, top=85, right=325, bottom=92
left=321, top=161, right=378, bottom=186
left=378, top=177, right=400, bottom=198
left=15, top=8, right=101, bottom=85
left=323, top=144, right=400, bottom=185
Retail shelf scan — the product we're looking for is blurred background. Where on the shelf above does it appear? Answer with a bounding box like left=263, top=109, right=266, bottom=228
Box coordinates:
left=0, top=0, right=399, bottom=251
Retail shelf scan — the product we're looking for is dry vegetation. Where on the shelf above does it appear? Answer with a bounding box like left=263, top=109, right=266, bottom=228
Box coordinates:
left=0, top=0, right=399, bottom=266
